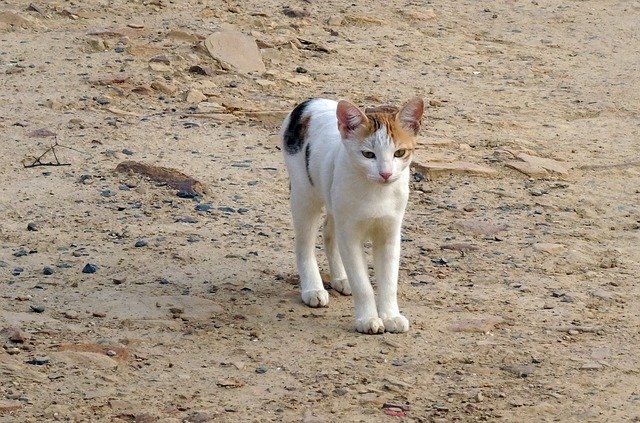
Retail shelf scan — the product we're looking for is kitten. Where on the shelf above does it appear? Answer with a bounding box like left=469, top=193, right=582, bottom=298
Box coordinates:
left=281, top=97, right=424, bottom=334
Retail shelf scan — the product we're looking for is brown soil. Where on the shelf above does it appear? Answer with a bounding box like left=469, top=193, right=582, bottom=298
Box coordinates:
left=1, top=1, right=639, bottom=422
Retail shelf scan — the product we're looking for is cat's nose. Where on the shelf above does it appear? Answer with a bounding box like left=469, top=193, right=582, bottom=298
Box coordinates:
left=379, top=172, right=392, bottom=181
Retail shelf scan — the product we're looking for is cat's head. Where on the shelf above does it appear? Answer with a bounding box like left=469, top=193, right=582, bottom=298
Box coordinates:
left=336, top=97, right=424, bottom=184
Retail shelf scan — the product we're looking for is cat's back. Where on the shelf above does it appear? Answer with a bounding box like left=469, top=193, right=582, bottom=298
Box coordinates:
left=281, top=98, right=339, bottom=156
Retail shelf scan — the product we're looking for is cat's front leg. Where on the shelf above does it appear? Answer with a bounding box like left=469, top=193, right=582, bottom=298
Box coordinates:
left=372, top=222, right=409, bottom=333
left=337, top=227, right=384, bottom=334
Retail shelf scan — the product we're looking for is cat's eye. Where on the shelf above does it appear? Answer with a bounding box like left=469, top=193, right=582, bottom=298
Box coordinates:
left=362, top=151, right=375, bottom=159
left=394, top=149, right=407, bottom=158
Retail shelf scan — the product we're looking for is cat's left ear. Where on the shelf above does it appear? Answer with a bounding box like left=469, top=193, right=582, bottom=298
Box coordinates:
left=397, top=97, right=424, bottom=134
left=336, top=100, right=367, bottom=139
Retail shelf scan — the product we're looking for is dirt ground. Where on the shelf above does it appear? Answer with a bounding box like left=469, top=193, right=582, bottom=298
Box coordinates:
left=1, top=1, right=639, bottom=422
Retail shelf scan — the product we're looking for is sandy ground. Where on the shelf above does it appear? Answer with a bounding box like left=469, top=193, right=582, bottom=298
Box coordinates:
left=1, top=1, right=639, bottom=422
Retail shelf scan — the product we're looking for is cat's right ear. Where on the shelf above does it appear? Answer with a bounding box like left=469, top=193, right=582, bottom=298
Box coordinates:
left=336, top=100, right=367, bottom=139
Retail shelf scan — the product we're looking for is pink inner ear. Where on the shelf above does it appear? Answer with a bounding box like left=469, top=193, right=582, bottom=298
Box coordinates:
left=399, top=98, right=424, bottom=133
left=337, top=100, right=365, bottom=136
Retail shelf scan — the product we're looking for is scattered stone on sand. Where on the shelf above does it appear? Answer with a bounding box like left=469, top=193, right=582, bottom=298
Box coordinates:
left=30, top=305, right=45, bottom=313
left=412, top=161, right=497, bottom=180
left=1, top=327, right=29, bottom=343
left=501, top=364, right=535, bottom=378
left=135, top=240, right=148, bottom=247
left=204, top=29, right=266, bottom=74
left=27, top=222, right=38, bottom=231
left=115, top=161, right=208, bottom=196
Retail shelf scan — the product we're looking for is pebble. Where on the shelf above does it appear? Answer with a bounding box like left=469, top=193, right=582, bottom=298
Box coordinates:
left=296, top=66, right=308, bottom=73
left=237, top=208, right=249, bottom=215
left=176, top=216, right=198, bottom=224
left=218, top=206, right=235, bottom=214
left=176, top=190, right=198, bottom=199
left=94, top=97, right=110, bottom=106
left=134, top=240, right=148, bottom=247
left=184, top=412, right=212, bottom=423
left=63, top=310, right=79, bottom=320
left=26, top=357, right=50, bottom=366
left=195, top=203, right=212, bottom=212
left=82, top=263, right=98, bottom=274
left=122, top=148, right=134, bottom=156
left=43, top=266, right=55, bottom=275
left=27, top=222, right=38, bottom=231
left=114, top=46, right=125, bottom=53
left=255, top=366, right=267, bottom=374
left=12, top=267, right=24, bottom=276
left=30, top=305, right=45, bottom=313
left=101, top=189, right=116, bottom=197
left=13, top=249, right=28, bottom=257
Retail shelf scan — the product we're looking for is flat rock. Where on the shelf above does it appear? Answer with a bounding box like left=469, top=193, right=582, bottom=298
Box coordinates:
left=506, top=153, right=571, bottom=178
left=454, top=220, right=507, bottom=236
left=204, top=29, right=265, bottom=74
left=412, top=161, right=497, bottom=179
left=50, top=351, right=119, bottom=369
left=0, top=11, right=39, bottom=29
left=115, top=161, right=207, bottom=196
left=532, top=242, right=566, bottom=255
left=186, top=88, right=207, bottom=103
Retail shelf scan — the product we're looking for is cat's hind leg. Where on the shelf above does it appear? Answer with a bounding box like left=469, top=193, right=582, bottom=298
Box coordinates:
left=291, top=187, right=329, bottom=308
left=323, top=215, right=351, bottom=295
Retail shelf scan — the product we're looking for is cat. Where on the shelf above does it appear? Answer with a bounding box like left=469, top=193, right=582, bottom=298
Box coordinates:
left=280, top=97, right=424, bottom=334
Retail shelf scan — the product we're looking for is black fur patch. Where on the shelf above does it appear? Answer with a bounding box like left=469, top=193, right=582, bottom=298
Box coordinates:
left=283, top=99, right=312, bottom=155
left=304, top=143, right=313, bottom=186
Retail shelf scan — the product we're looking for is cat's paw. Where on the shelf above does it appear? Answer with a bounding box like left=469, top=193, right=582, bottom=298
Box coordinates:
left=331, top=278, right=352, bottom=295
left=355, top=317, right=385, bottom=334
left=382, top=315, right=410, bottom=333
left=301, top=289, right=330, bottom=308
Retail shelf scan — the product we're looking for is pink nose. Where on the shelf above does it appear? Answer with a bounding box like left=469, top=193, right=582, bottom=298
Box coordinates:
left=379, top=172, right=392, bottom=181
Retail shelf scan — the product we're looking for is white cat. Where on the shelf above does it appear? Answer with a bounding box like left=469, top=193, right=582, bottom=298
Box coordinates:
left=281, top=97, right=424, bottom=334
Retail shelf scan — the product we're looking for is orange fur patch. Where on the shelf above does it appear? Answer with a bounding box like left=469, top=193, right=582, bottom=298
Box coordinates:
left=362, top=109, right=417, bottom=152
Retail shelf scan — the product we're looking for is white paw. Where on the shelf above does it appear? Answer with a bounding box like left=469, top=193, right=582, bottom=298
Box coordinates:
left=382, top=315, right=410, bottom=333
left=301, top=289, right=330, bottom=308
left=355, top=317, right=385, bottom=334
left=331, top=278, right=352, bottom=295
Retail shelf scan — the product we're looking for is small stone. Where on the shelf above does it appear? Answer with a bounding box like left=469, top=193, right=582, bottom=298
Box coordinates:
left=429, top=99, right=443, bottom=107
left=185, top=88, right=207, bottom=103
left=26, top=357, right=50, bottom=365
left=1, top=327, right=29, bottom=343
left=27, top=222, right=38, bottom=231
left=501, top=364, right=535, bottom=378
left=30, top=305, right=45, bottom=313
left=176, top=216, right=198, bottom=224
left=195, top=203, right=212, bottom=212
left=134, top=240, right=148, bottom=248
left=295, top=66, right=308, bottom=73
left=184, top=412, right=213, bottom=423
left=122, top=148, right=135, bottom=156
left=176, top=190, right=198, bottom=199
left=255, top=366, right=267, bottom=374
left=92, top=312, right=107, bottom=318
left=43, top=266, right=55, bottom=275
left=151, top=80, right=178, bottom=95
left=63, top=310, right=79, bottom=320
left=13, top=249, right=28, bottom=257
left=114, top=46, right=125, bottom=53
left=82, top=263, right=98, bottom=274
left=101, top=189, right=115, bottom=197
left=12, top=267, right=24, bottom=276
left=95, top=97, right=110, bottom=106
